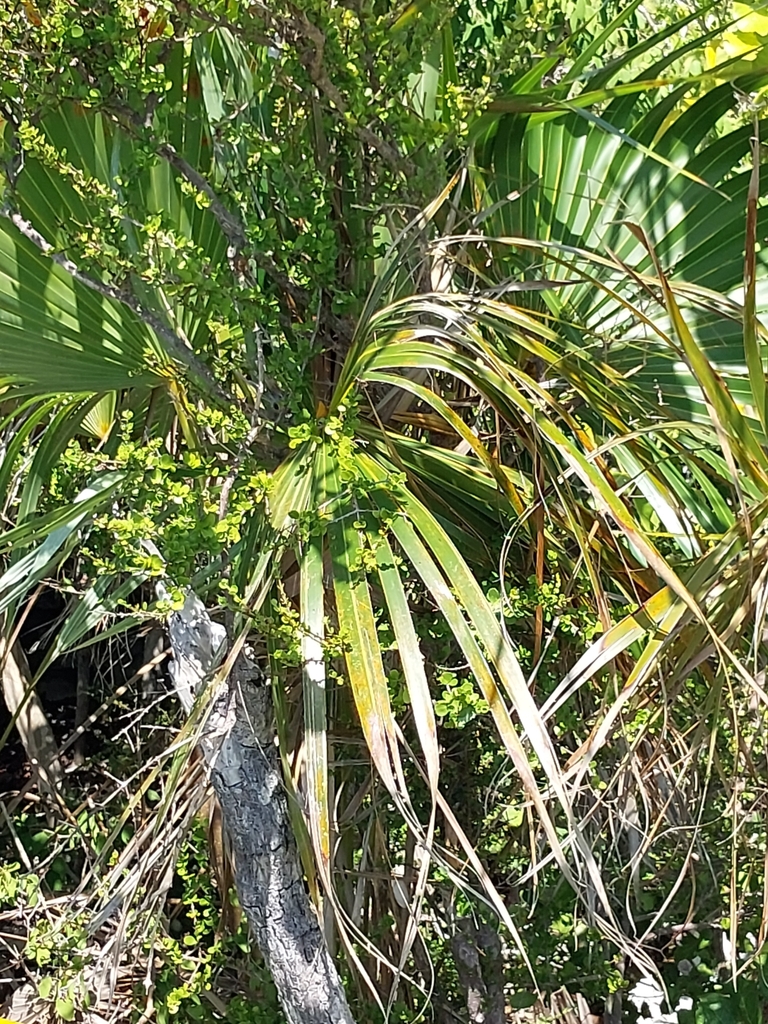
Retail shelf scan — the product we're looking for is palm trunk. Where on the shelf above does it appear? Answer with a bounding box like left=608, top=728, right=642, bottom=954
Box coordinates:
left=167, top=593, right=355, bottom=1024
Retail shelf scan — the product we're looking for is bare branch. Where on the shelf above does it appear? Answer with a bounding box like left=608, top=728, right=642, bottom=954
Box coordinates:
left=145, top=151, right=331, bottom=326
left=106, top=105, right=321, bottom=317
left=185, top=2, right=412, bottom=177
left=251, top=251, right=308, bottom=307
left=2, top=207, right=231, bottom=403
left=291, top=10, right=412, bottom=177
left=105, top=101, right=249, bottom=259
left=218, top=422, right=264, bottom=522
left=105, top=75, right=356, bottom=347
left=155, top=140, right=247, bottom=254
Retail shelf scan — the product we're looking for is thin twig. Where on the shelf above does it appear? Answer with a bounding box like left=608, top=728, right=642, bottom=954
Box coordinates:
left=291, top=9, right=412, bottom=177
left=217, top=422, right=265, bottom=521
left=153, top=139, right=247, bottom=253
left=2, top=207, right=230, bottom=404
left=189, top=1, right=411, bottom=176
left=106, top=104, right=322, bottom=322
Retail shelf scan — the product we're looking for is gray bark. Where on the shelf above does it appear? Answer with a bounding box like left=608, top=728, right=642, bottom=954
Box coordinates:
left=451, top=918, right=505, bottom=1024
left=167, top=593, right=355, bottom=1024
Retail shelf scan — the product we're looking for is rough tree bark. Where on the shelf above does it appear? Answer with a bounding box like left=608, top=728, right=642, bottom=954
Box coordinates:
left=451, top=918, right=505, bottom=1024
left=167, top=592, right=355, bottom=1024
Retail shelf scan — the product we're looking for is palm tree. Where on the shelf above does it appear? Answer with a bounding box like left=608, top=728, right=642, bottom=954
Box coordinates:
left=2, top=2, right=768, bottom=1017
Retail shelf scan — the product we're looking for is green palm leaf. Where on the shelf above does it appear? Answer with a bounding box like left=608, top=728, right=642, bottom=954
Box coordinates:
left=0, top=220, right=160, bottom=391
left=474, top=73, right=768, bottom=428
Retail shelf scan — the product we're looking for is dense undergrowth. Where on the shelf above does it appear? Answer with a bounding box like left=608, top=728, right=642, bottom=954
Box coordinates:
left=4, top=0, right=768, bottom=1021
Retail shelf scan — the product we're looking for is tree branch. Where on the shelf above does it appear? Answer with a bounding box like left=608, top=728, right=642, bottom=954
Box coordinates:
left=106, top=101, right=249, bottom=258
left=2, top=207, right=230, bottom=403
left=106, top=104, right=323, bottom=319
left=155, top=140, right=248, bottom=255
left=105, top=80, right=356, bottom=348
left=290, top=10, right=413, bottom=177
left=185, top=2, right=412, bottom=177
